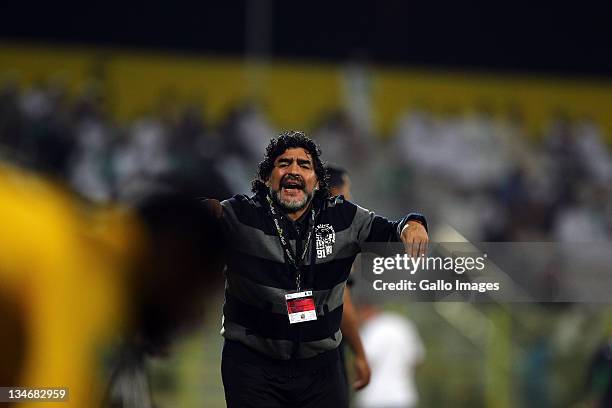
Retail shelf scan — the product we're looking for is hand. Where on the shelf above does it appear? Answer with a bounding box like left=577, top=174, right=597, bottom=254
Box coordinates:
left=401, top=220, right=429, bottom=258
left=353, top=354, right=371, bottom=390
left=202, top=199, right=223, bottom=219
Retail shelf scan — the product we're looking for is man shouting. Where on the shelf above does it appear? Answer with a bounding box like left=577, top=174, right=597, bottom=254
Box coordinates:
left=212, top=130, right=428, bottom=407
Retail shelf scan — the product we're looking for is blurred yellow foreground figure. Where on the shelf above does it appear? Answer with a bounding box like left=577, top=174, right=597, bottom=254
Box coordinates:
left=0, top=163, right=224, bottom=407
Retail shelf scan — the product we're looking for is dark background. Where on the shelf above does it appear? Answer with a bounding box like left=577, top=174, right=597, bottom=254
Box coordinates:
left=1, top=2, right=610, bottom=77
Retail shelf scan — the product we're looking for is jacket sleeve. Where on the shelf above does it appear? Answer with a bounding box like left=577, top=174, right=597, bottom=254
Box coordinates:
left=351, top=202, right=427, bottom=246
left=202, top=196, right=240, bottom=240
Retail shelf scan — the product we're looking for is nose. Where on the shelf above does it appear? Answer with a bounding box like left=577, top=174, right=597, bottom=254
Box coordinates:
left=288, top=161, right=301, bottom=175
left=283, top=169, right=303, bottom=185
left=285, top=172, right=301, bottom=183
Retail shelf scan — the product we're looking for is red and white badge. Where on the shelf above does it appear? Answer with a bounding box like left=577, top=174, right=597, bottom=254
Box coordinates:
left=285, top=290, right=317, bottom=324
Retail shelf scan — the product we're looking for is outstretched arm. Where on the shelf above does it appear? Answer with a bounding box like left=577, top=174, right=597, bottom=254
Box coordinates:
left=352, top=200, right=429, bottom=258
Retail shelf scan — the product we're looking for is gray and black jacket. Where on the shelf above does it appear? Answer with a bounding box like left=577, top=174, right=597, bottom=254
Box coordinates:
left=220, top=191, right=426, bottom=360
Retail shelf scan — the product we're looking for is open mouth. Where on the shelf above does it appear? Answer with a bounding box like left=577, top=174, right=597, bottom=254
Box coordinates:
left=282, top=187, right=303, bottom=195
left=281, top=178, right=305, bottom=192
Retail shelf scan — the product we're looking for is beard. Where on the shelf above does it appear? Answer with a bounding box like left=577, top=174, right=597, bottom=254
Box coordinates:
left=270, top=185, right=314, bottom=214
left=274, top=190, right=312, bottom=213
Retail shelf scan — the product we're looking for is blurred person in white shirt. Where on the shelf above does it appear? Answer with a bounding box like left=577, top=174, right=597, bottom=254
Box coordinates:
left=355, top=303, right=425, bottom=408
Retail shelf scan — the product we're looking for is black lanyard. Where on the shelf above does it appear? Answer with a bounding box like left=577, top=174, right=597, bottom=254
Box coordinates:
left=266, top=194, right=316, bottom=291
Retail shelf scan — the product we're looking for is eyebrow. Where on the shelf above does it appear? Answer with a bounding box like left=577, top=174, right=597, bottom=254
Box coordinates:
left=276, top=157, right=313, bottom=165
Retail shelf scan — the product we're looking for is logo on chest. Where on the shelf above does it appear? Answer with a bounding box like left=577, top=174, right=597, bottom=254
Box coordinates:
left=315, top=224, right=335, bottom=259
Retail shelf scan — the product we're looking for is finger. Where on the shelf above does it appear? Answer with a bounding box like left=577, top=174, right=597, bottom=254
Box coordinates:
left=414, top=239, right=422, bottom=259
left=353, top=370, right=369, bottom=391
left=418, top=238, right=428, bottom=258
left=352, top=360, right=371, bottom=390
left=411, top=236, right=418, bottom=258
left=353, top=378, right=368, bottom=391
left=402, top=234, right=410, bottom=255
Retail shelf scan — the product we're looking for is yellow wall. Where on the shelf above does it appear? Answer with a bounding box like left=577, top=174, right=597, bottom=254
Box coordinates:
left=374, top=67, right=612, bottom=137
left=1, top=42, right=611, bottom=139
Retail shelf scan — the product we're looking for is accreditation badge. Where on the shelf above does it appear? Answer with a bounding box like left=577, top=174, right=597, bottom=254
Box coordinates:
left=285, top=290, right=317, bottom=324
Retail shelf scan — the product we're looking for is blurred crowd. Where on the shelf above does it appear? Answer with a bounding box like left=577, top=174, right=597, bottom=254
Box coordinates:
left=2, top=75, right=612, bottom=407
left=389, top=106, right=612, bottom=243
left=2, top=77, right=612, bottom=245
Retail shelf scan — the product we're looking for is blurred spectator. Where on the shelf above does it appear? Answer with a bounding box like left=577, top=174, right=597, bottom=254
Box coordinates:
left=215, top=102, right=275, bottom=194
left=103, top=190, right=226, bottom=407
left=553, top=185, right=611, bottom=242
left=0, top=163, right=225, bottom=407
left=574, top=118, right=612, bottom=185
left=68, top=87, right=114, bottom=202
left=355, top=303, right=425, bottom=408
left=314, top=110, right=368, bottom=168
left=113, top=115, right=172, bottom=193
left=327, top=164, right=372, bottom=394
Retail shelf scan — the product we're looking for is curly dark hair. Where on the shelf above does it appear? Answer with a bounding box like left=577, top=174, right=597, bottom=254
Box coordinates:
left=251, top=130, right=329, bottom=198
